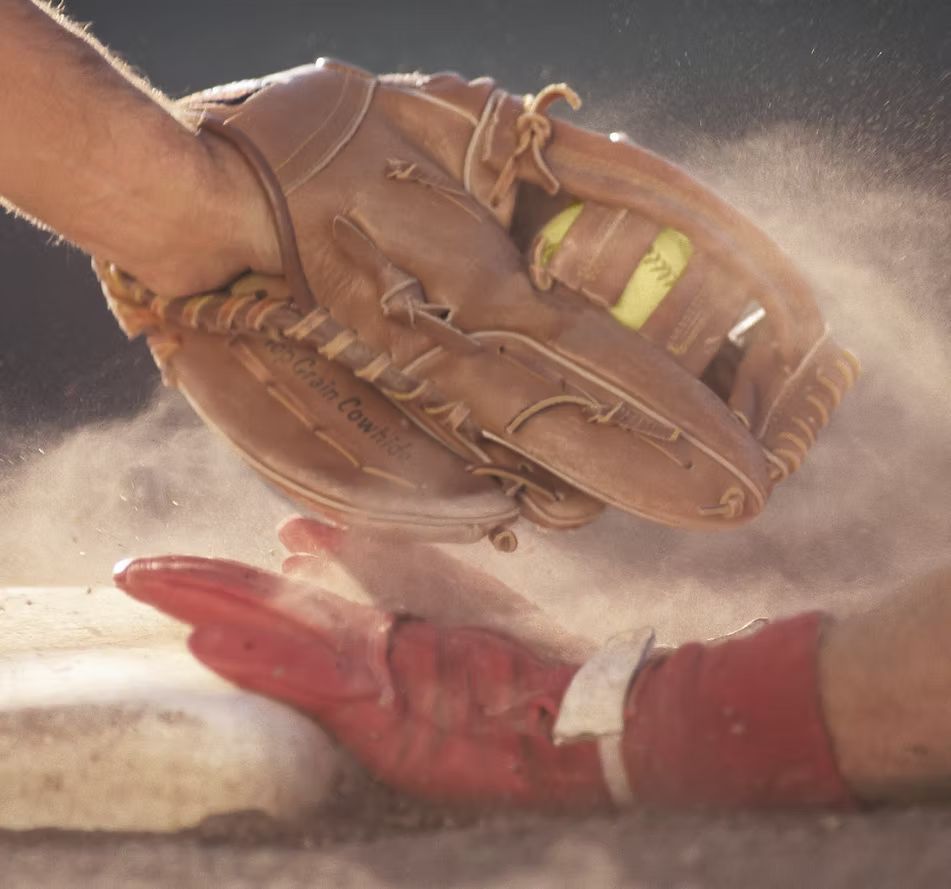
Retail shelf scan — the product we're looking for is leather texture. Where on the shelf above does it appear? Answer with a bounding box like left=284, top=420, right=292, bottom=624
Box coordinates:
left=96, top=58, right=859, bottom=547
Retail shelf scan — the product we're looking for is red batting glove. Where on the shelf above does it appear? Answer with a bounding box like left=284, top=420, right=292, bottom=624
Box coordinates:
left=114, top=525, right=608, bottom=810
left=115, top=517, right=853, bottom=811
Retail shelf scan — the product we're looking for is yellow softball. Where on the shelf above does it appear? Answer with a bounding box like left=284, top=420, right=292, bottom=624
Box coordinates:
left=537, top=203, right=693, bottom=330
left=611, top=226, right=693, bottom=330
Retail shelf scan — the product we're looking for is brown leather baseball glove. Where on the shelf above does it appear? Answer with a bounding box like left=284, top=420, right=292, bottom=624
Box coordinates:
left=96, top=58, right=859, bottom=550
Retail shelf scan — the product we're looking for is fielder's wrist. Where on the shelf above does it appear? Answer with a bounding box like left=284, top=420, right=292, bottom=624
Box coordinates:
left=111, top=125, right=282, bottom=298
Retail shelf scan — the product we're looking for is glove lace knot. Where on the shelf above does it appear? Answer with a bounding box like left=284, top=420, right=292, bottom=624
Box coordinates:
left=488, top=83, right=582, bottom=208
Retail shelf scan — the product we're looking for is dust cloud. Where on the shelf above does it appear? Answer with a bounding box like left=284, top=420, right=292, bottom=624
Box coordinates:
left=0, top=395, right=290, bottom=586
left=2, top=122, right=949, bottom=651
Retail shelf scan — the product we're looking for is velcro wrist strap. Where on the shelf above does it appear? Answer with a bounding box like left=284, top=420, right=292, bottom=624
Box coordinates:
left=553, top=627, right=656, bottom=807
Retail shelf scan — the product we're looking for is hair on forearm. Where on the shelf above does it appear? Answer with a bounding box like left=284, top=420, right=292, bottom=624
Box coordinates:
left=16, top=0, right=193, bottom=125
left=0, top=0, right=278, bottom=292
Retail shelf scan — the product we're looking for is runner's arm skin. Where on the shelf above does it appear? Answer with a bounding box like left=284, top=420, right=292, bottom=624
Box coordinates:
left=0, top=0, right=280, bottom=295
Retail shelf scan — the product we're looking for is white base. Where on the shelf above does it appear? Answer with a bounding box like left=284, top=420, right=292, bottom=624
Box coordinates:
left=0, top=586, right=341, bottom=832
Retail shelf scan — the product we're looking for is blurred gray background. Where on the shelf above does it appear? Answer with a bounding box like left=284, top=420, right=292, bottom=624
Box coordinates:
left=1, top=0, right=946, bottom=443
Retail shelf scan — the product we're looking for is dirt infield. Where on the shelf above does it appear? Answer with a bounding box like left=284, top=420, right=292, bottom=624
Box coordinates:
left=4, top=805, right=950, bottom=889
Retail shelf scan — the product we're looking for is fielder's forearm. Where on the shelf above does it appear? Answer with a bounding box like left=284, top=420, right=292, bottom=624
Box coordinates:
left=0, top=0, right=279, bottom=294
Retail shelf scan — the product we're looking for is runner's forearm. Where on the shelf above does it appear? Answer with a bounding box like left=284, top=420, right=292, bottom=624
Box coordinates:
left=819, top=566, right=951, bottom=802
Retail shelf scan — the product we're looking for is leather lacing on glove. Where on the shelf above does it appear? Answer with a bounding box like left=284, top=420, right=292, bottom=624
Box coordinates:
left=487, top=83, right=582, bottom=208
